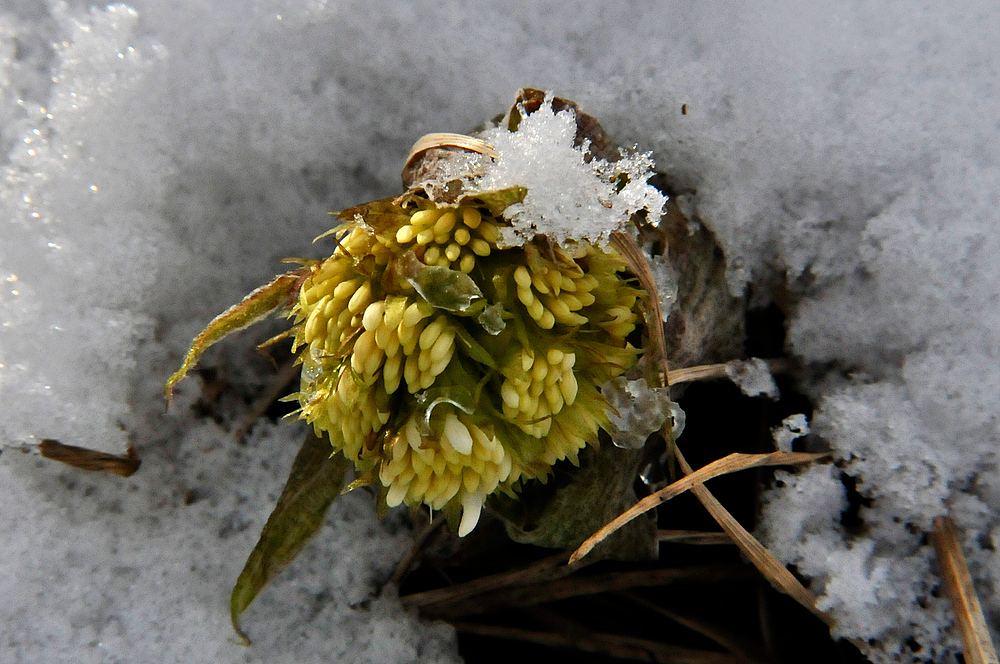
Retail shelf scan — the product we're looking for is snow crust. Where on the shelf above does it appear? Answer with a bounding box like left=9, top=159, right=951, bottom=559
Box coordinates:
left=1, top=1, right=998, bottom=662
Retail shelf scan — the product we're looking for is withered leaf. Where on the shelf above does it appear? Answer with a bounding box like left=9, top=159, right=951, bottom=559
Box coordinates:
left=230, top=430, right=349, bottom=644
left=336, top=196, right=411, bottom=236
left=38, top=439, right=141, bottom=477
left=165, top=269, right=307, bottom=402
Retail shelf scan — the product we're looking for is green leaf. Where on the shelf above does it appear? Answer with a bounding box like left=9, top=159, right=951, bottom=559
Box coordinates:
left=230, top=431, right=350, bottom=644
left=452, top=325, right=498, bottom=369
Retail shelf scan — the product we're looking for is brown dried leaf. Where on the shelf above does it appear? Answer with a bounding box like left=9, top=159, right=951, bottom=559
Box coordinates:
left=38, top=439, right=141, bottom=477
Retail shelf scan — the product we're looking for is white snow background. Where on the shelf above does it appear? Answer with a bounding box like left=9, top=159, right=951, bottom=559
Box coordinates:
left=1, top=1, right=997, bottom=663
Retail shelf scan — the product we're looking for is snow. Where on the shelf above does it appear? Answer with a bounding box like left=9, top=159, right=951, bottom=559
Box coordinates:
left=472, top=100, right=666, bottom=247
left=725, top=358, right=779, bottom=400
left=1, top=1, right=998, bottom=662
left=771, top=413, right=809, bottom=453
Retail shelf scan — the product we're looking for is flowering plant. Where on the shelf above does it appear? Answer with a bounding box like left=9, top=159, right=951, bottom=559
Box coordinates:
left=166, top=90, right=671, bottom=637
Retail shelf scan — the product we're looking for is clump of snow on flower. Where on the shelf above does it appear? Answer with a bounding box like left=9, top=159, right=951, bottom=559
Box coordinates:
left=473, top=98, right=666, bottom=247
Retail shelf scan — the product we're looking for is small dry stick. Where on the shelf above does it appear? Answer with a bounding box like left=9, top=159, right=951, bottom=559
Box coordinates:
left=667, top=358, right=792, bottom=386
left=931, top=516, right=1000, bottom=664
left=401, top=551, right=576, bottom=611
left=619, top=592, right=773, bottom=664
left=611, top=231, right=669, bottom=387
left=656, top=530, right=735, bottom=545
left=421, top=564, right=751, bottom=619
left=231, top=360, right=301, bottom=443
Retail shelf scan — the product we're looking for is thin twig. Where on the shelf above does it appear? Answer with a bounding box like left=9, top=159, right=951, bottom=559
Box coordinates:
left=401, top=551, right=576, bottom=610
left=38, top=439, right=141, bottom=477
left=667, top=358, right=792, bottom=386
left=611, top=231, right=670, bottom=386
left=232, top=360, right=300, bottom=443
left=931, top=516, right=1000, bottom=664
left=657, top=530, right=735, bottom=545
left=384, top=512, right=446, bottom=590
left=757, top=581, right=776, bottom=660
left=452, top=621, right=745, bottom=664
left=668, top=363, right=730, bottom=384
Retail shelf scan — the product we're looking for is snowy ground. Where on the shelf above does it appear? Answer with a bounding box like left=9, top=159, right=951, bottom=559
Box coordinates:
left=1, top=2, right=998, bottom=663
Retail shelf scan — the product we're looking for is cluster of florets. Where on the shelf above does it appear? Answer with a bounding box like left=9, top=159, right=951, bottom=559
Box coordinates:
left=288, top=192, right=641, bottom=536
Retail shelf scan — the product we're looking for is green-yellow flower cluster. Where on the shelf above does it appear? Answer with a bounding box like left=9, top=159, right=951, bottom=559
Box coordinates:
left=288, top=194, right=641, bottom=535
left=165, top=188, right=643, bottom=538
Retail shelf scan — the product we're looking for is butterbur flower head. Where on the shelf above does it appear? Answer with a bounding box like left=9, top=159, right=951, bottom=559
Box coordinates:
left=285, top=193, right=642, bottom=535
left=160, top=95, right=677, bottom=644
left=165, top=97, right=662, bottom=538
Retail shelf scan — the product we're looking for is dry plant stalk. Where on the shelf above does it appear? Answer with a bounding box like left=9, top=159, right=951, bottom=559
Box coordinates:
left=666, top=358, right=790, bottom=386
left=672, top=446, right=832, bottom=626
left=569, top=450, right=829, bottom=563
left=611, top=231, right=669, bottom=386
left=413, top=564, right=751, bottom=619
left=403, top=132, right=498, bottom=175
left=656, top=530, right=734, bottom=545
left=931, top=516, right=1000, bottom=664
left=577, top=224, right=832, bottom=628
left=620, top=592, right=772, bottom=664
